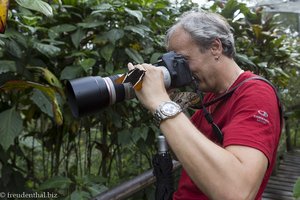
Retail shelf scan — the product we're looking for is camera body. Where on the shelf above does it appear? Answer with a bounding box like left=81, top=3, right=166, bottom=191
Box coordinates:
left=155, top=51, right=192, bottom=88
left=66, top=51, right=193, bottom=118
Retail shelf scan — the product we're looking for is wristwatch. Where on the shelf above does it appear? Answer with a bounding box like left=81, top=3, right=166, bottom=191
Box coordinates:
left=153, top=101, right=182, bottom=126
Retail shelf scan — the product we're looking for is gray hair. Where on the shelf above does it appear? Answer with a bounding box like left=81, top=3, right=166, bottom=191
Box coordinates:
left=166, top=10, right=236, bottom=58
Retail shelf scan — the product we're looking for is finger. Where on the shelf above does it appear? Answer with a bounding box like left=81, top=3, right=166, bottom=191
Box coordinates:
left=135, top=64, right=146, bottom=71
left=140, top=63, right=153, bottom=70
left=143, top=64, right=159, bottom=73
left=128, top=62, right=134, bottom=70
left=135, top=64, right=145, bottom=70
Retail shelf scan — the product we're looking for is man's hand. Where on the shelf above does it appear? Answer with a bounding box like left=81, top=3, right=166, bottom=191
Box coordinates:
left=127, top=62, right=171, bottom=113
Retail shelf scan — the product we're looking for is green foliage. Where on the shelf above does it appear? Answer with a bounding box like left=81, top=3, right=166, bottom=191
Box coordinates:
left=0, top=0, right=299, bottom=199
left=294, top=178, right=300, bottom=199
left=15, top=0, right=53, bottom=17
left=215, top=0, right=300, bottom=88
left=0, top=0, right=185, bottom=199
left=39, top=176, right=72, bottom=190
left=0, top=107, right=23, bottom=151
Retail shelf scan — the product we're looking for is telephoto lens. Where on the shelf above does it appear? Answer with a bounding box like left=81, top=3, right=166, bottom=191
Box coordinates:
left=65, top=75, right=135, bottom=118
left=66, top=68, right=172, bottom=118
left=65, top=51, right=192, bottom=118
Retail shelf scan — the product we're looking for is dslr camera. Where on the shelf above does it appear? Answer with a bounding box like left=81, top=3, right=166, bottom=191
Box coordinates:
left=66, top=51, right=193, bottom=118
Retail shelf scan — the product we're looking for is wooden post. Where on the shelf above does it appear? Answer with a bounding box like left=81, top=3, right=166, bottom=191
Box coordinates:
left=285, top=115, right=293, bottom=152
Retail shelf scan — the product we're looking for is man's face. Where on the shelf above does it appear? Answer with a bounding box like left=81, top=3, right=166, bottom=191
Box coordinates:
left=167, top=28, right=217, bottom=92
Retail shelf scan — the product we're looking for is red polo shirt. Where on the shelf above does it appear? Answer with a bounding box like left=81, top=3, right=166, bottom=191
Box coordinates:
left=173, top=71, right=282, bottom=200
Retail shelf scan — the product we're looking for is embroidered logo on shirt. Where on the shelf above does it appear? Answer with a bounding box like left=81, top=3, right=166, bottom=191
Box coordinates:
left=258, top=110, right=268, bottom=118
left=253, top=110, right=270, bottom=124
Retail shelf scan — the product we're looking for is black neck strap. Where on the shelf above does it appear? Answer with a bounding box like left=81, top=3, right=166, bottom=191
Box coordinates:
left=196, top=90, right=224, bottom=144
left=202, top=76, right=264, bottom=107
left=195, top=76, right=283, bottom=145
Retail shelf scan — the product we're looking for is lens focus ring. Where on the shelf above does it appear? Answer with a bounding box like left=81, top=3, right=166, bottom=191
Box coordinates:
left=103, top=77, right=117, bottom=105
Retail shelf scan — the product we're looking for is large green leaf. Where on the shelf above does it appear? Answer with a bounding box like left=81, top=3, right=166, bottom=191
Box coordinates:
left=1, top=80, right=63, bottom=125
left=33, top=42, right=61, bottom=58
left=5, top=30, right=28, bottom=48
left=150, top=52, right=163, bottom=64
left=221, top=0, right=244, bottom=19
left=5, top=39, right=23, bottom=58
left=235, top=53, right=256, bottom=68
left=71, top=29, right=86, bottom=49
left=60, top=66, right=83, bottom=80
left=105, top=62, right=114, bottom=74
left=106, top=29, right=124, bottom=45
left=93, top=35, right=108, bottom=45
left=77, top=21, right=105, bottom=29
left=91, top=3, right=113, bottom=13
left=16, top=0, right=53, bottom=17
left=50, top=24, right=77, bottom=33
left=79, top=58, right=96, bottom=73
left=27, top=66, right=62, bottom=88
left=92, top=3, right=113, bottom=12
left=48, top=24, right=77, bottom=39
left=124, top=8, right=143, bottom=23
left=124, top=25, right=150, bottom=37
left=0, top=108, right=23, bottom=151
left=0, top=60, right=16, bottom=74
left=125, top=48, right=144, bottom=64
left=39, top=176, right=72, bottom=190
left=31, top=89, right=53, bottom=118
left=100, top=44, right=114, bottom=61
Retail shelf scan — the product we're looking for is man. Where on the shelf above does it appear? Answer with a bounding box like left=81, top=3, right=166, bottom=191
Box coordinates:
left=128, top=11, right=282, bottom=200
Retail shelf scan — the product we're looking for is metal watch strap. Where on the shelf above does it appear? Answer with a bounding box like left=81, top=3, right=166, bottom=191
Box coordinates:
left=153, top=111, right=163, bottom=126
left=153, top=101, right=182, bottom=126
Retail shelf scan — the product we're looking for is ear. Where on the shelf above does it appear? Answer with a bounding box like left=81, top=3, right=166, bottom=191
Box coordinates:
left=210, top=38, right=222, bottom=57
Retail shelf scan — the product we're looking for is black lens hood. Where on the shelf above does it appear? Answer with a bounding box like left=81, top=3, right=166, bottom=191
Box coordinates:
left=66, top=76, right=110, bottom=118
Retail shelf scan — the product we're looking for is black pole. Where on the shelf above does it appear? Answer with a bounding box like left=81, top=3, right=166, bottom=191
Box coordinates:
left=153, top=134, right=174, bottom=200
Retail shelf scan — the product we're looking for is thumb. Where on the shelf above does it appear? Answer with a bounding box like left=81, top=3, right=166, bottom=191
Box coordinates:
left=128, top=62, right=134, bottom=70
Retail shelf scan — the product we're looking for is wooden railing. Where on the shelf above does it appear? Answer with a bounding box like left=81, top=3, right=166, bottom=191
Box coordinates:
left=91, top=161, right=181, bottom=200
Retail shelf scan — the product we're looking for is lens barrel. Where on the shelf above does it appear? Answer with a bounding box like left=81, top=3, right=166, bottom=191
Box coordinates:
left=66, top=68, right=171, bottom=118
left=66, top=75, right=129, bottom=118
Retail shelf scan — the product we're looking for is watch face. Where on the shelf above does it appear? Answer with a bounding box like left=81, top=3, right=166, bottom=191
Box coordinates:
left=161, top=102, right=180, bottom=116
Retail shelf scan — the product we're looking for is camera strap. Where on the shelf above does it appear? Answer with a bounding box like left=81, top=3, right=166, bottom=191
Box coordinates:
left=195, top=76, right=283, bottom=145
left=115, top=68, right=146, bottom=91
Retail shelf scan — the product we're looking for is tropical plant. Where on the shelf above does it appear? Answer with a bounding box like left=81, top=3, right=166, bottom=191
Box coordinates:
left=0, top=0, right=299, bottom=199
left=0, top=0, right=186, bottom=198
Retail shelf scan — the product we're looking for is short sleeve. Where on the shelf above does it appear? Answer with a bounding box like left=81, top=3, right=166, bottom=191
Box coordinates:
left=222, top=80, right=281, bottom=163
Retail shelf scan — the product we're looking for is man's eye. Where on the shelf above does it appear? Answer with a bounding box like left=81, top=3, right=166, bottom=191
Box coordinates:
left=179, top=54, right=188, bottom=60
left=183, top=56, right=189, bottom=61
